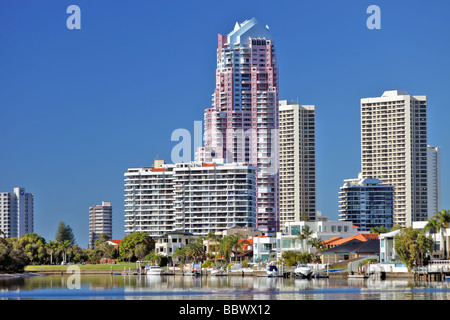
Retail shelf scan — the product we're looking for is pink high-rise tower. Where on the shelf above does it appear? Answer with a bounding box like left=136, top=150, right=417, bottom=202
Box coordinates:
left=201, top=18, right=279, bottom=235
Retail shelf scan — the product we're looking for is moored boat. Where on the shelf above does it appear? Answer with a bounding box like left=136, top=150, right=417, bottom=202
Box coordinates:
left=266, top=262, right=279, bottom=277
left=294, top=263, right=313, bottom=279
left=145, top=266, right=164, bottom=275
left=210, top=268, right=228, bottom=276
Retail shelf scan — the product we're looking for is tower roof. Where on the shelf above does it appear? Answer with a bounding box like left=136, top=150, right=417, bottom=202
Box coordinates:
left=226, top=17, right=272, bottom=45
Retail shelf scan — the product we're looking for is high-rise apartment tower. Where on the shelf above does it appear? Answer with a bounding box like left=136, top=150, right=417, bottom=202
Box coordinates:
left=278, top=100, right=317, bottom=229
left=427, top=145, right=441, bottom=218
left=201, top=18, right=279, bottom=235
left=89, top=201, right=112, bottom=248
left=361, top=90, right=428, bottom=227
left=0, top=187, right=33, bottom=238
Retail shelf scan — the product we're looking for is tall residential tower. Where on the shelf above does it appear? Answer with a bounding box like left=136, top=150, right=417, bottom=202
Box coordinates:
left=278, top=100, right=317, bottom=229
left=427, top=145, right=441, bottom=217
left=339, top=174, right=394, bottom=231
left=201, top=18, right=279, bottom=235
left=0, top=187, right=33, bottom=238
left=361, top=90, right=428, bottom=227
left=89, top=201, right=113, bottom=248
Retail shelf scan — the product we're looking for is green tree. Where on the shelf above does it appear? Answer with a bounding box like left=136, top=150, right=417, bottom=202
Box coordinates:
left=55, top=221, right=76, bottom=245
left=425, top=217, right=441, bottom=253
left=185, top=240, right=205, bottom=263
left=0, top=237, right=29, bottom=272
left=370, top=226, right=390, bottom=234
left=118, top=232, right=154, bottom=262
left=434, top=209, right=450, bottom=259
left=94, top=234, right=117, bottom=261
left=298, top=225, right=314, bottom=252
left=59, top=240, right=72, bottom=264
left=88, top=248, right=103, bottom=264
left=308, top=237, right=325, bottom=261
left=46, top=241, right=60, bottom=265
left=71, top=244, right=88, bottom=263
left=173, top=247, right=187, bottom=265
left=19, top=233, right=48, bottom=265
left=394, top=227, right=433, bottom=272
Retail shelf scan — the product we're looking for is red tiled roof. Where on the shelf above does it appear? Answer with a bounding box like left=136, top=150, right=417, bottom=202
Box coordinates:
left=325, top=233, right=379, bottom=246
left=108, top=240, right=121, bottom=245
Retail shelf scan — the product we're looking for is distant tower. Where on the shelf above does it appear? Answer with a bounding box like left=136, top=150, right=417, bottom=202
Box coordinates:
left=201, top=18, right=279, bottom=235
left=0, top=187, right=33, bottom=238
left=89, top=201, right=112, bottom=248
left=361, top=90, right=428, bottom=227
left=339, top=173, right=394, bottom=231
left=278, top=100, right=317, bottom=229
left=427, top=145, right=441, bottom=218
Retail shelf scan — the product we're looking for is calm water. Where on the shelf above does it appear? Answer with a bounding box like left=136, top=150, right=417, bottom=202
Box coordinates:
left=1, top=274, right=450, bottom=300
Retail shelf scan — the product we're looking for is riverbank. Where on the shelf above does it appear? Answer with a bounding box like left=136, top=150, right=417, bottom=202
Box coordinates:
left=0, top=272, right=48, bottom=279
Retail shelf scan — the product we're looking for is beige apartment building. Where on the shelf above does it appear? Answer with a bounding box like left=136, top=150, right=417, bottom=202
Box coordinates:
left=89, top=201, right=113, bottom=249
left=360, top=90, right=428, bottom=227
left=278, top=100, right=317, bottom=230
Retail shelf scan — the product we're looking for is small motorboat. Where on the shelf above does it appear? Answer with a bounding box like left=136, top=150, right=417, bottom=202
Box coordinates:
left=145, top=265, right=164, bottom=275
left=294, top=263, right=313, bottom=279
left=266, top=262, right=279, bottom=277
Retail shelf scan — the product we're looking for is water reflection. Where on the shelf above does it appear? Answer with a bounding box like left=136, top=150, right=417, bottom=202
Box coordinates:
left=0, top=274, right=450, bottom=300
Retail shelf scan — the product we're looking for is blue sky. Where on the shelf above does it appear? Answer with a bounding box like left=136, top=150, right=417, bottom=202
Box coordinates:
left=1, top=0, right=449, bottom=248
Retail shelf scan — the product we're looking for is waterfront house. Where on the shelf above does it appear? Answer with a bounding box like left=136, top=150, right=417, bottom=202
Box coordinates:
left=155, top=231, right=199, bottom=259
left=253, top=236, right=277, bottom=262
left=275, top=219, right=361, bottom=259
left=324, top=233, right=379, bottom=249
left=379, top=229, right=402, bottom=263
left=319, top=238, right=380, bottom=264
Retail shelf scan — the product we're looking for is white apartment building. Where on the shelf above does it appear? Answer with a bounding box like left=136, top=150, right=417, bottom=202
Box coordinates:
left=124, top=160, right=176, bottom=238
left=279, top=100, right=317, bottom=229
left=361, top=90, right=428, bottom=227
left=338, top=174, right=394, bottom=231
left=124, top=160, right=257, bottom=238
left=0, top=187, right=33, bottom=238
left=427, top=145, right=441, bottom=218
left=173, top=161, right=257, bottom=237
left=89, top=201, right=113, bottom=248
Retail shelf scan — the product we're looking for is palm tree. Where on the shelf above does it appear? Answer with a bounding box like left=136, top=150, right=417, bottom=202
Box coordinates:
left=425, top=217, right=440, bottom=255
left=185, top=240, right=205, bottom=264
left=229, top=235, right=250, bottom=263
left=204, top=232, right=219, bottom=260
left=308, top=237, right=325, bottom=261
left=173, top=247, right=187, bottom=265
left=46, top=241, right=59, bottom=265
left=298, top=225, right=314, bottom=252
left=217, top=235, right=242, bottom=264
left=59, top=240, right=71, bottom=264
left=435, top=209, right=450, bottom=259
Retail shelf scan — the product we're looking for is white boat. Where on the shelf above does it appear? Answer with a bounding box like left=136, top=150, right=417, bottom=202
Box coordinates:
left=348, top=273, right=368, bottom=279
left=145, top=266, right=164, bottom=275
left=210, top=268, right=228, bottom=276
left=266, top=262, right=279, bottom=277
left=294, top=263, right=313, bottom=278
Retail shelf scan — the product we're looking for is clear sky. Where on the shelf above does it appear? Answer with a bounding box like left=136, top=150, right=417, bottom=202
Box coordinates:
left=1, top=0, right=449, bottom=248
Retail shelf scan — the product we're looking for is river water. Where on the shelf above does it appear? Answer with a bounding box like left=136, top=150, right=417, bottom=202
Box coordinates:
left=1, top=274, right=450, bottom=300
